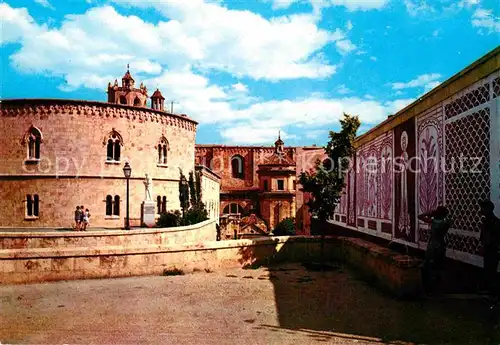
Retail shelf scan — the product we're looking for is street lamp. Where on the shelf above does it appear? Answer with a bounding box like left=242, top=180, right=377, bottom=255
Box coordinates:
left=123, top=162, right=132, bottom=230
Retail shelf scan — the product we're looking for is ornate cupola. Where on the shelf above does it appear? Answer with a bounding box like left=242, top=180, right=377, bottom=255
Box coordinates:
left=151, top=89, right=165, bottom=111
left=122, top=67, right=135, bottom=89
left=274, top=130, right=284, bottom=154
left=107, top=65, right=149, bottom=107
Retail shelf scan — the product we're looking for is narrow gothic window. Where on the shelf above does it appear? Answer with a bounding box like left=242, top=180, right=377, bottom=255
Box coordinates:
left=113, top=195, right=120, bottom=216
left=106, top=195, right=113, bottom=216
left=134, top=97, right=141, bottom=106
left=26, top=194, right=39, bottom=217
left=26, top=194, right=33, bottom=216
left=157, top=196, right=162, bottom=214
left=106, top=132, right=122, bottom=161
left=277, top=179, right=284, bottom=191
left=264, top=180, right=269, bottom=191
left=26, top=127, right=42, bottom=160
left=157, top=137, right=168, bottom=165
left=33, top=194, right=39, bottom=217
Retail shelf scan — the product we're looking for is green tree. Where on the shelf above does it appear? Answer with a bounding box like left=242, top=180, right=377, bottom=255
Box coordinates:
left=298, top=113, right=360, bottom=266
left=188, top=171, right=197, bottom=206
left=195, top=171, right=202, bottom=202
left=179, top=170, right=190, bottom=221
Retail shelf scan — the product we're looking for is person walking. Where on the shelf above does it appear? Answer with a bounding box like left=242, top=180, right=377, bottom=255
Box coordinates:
left=74, top=206, right=81, bottom=231
left=82, top=208, right=91, bottom=231
left=480, top=200, right=500, bottom=296
left=418, top=206, right=451, bottom=296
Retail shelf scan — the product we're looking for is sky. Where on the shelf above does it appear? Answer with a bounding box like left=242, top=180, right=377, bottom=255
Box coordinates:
left=1, top=0, right=499, bottom=147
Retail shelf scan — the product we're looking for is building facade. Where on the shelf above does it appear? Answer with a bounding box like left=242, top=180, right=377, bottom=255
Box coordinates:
left=331, top=46, right=500, bottom=268
left=0, top=69, right=218, bottom=229
left=196, top=137, right=326, bottom=236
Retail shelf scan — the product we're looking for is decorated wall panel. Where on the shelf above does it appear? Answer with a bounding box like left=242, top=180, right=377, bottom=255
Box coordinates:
left=330, top=69, right=500, bottom=267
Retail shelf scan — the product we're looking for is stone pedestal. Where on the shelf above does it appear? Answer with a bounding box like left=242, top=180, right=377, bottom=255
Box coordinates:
left=141, top=201, right=156, bottom=228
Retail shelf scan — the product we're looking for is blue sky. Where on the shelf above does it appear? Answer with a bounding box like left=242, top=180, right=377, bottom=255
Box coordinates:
left=1, top=0, right=499, bottom=146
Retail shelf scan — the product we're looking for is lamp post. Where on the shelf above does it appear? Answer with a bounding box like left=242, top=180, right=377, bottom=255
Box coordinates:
left=123, top=162, right=132, bottom=230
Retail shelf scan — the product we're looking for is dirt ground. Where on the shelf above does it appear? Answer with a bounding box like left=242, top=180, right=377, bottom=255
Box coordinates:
left=0, top=263, right=498, bottom=345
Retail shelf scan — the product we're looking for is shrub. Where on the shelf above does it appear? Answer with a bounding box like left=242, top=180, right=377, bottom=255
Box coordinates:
left=183, top=202, right=209, bottom=225
left=163, top=267, right=184, bottom=276
left=156, top=210, right=182, bottom=228
left=272, top=217, right=296, bottom=236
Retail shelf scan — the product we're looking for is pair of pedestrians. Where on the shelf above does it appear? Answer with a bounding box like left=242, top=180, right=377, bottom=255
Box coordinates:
left=74, top=206, right=91, bottom=231
left=419, top=201, right=500, bottom=296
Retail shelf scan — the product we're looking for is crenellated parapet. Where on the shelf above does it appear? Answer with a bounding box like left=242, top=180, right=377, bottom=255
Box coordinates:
left=0, top=99, right=198, bottom=132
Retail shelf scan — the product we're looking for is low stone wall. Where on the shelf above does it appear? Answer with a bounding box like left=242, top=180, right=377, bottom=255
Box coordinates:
left=0, top=231, right=424, bottom=298
left=340, top=237, right=423, bottom=298
left=0, top=219, right=217, bottom=250
left=0, top=236, right=341, bottom=285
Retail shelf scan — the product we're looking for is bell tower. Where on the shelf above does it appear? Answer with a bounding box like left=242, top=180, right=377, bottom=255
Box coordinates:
left=107, top=65, right=149, bottom=107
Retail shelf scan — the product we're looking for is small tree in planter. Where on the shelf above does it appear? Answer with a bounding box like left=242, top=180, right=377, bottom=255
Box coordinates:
left=272, top=217, right=296, bottom=236
left=299, top=113, right=360, bottom=268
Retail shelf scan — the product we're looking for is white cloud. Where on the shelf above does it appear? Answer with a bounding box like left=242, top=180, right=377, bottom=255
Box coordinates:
left=370, top=56, right=377, bottom=61
left=220, top=127, right=296, bottom=145
left=346, top=20, right=353, bottom=31
left=265, top=0, right=390, bottom=11
left=3, top=2, right=341, bottom=84
left=404, top=0, right=435, bottom=16
left=391, top=73, right=441, bottom=90
left=34, top=0, right=54, bottom=9
left=216, top=96, right=415, bottom=144
left=337, top=84, right=351, bottom=94
left=424, top=80, right=441, bottom=91
left=336, top=39, right=357, bottom=55
left=471, top=8, right=500, bottom=33
left=232, top=83, right=248, bottom=93
left=0, top=3, right=41, bottom=44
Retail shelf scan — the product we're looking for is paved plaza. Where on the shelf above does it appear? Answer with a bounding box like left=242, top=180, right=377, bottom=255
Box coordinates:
left=0, top=263, right=498, bottom=345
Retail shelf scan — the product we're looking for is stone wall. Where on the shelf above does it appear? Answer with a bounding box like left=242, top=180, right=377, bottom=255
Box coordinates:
left=332, top=47, right=500, bottom=268
left=0, top=218, right=216, bottom=250
left=0, top=99, right=197, bottom=228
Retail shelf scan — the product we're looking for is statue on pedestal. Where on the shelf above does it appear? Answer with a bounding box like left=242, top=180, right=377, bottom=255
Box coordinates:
left=144, top=174, right=153, bottom=201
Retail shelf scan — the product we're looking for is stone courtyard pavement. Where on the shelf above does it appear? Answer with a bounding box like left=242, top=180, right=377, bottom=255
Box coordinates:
left=0, top=263, right=498, bottom=345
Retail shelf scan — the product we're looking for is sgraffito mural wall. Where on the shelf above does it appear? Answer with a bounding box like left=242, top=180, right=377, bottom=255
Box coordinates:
left=332, top=67, right=500, bottom=268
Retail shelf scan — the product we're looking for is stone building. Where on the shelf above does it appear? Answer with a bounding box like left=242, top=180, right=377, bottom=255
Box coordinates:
left=0, top=68, right=219, bottom=229
left=196, top=136, right=326, bottom=237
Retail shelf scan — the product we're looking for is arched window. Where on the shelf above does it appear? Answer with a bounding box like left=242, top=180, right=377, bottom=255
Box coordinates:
left=157, top=137, right=168, bottom=165
left=162, top=196, right=167, bottom=213
left=106, top=195, right=113, bottom=216
left=33, top=194, right=39, bottom=217
left=104, top=130, right=123, bottom=162
left=26, top=194, right=39, bottom=217
left=157, top=196, right=162, bottom=214
left=26, top=194, right=33, bottom=216
left=119, top=96, right=127, bottom=105
left=23, top=126, right=43, bottom=160
left=134, top=97, right=141, bottom=106
left=231, top=155, right=244, bottom=179
left=223, top=204, right=230, bottom=214
left=113, top=195, right=120, bottom=216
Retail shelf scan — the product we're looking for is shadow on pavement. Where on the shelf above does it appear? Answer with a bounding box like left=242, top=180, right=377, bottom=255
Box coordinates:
left=238, top=237, right=500, bottom=345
